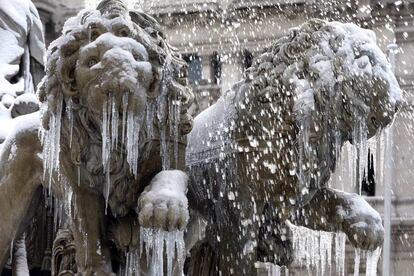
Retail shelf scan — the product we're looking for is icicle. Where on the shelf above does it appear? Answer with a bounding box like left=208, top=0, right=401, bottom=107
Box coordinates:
left=320, top=231, right=333, bottom=275
left=335, top=232, right=346, bottom=276
left=125, top=249, right=139, bottom=276
left=352, top=120, right=368, bottom=194
left=365, top=247, right=382, bottom=276
left=140, top=227, right=153, bottom=266
left=175, top=230, right=186, bottom=272
left=347, top=142, right=355, bottom=189
left=102, top=97, right=112, bottom=213
left=290, top=224, right=334, bottom=273
left=166, top=232, right=176, bottom=276
left=354, top=248, right=361, bottom=276
left=335, top=127, right=342, bottom=163
left=172, top=97, right=181, bottom=168
left=40, top=92, right=64, bottom=193
left=377, top=130, right=386, bottom=186
left=126, top=102, right=142, bottom=177
left=111, top=96, right=119, bottom=150
left=122, top=93, right=128, bottom=144
left=268, top=264, right=281, bottom=276
left=153, top=230, right=164, bottom=276
left=102, top=97, right=110, bottom=168
left=66, top=98, right=74, bottom=148
left=139, top=227, right=186, bottom=276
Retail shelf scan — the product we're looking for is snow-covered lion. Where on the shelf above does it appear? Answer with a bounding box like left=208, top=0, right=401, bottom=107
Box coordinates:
left=186, top=19, right=403, bottom=275
left=0, top=0, right=193, bottom=274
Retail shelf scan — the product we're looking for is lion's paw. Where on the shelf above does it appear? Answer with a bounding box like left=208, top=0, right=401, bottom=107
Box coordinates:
left=344, top=217, right=384, bottom=250
left=137, top=170, right=189, bottom=231
left=338, top=196, right=384, bottom=250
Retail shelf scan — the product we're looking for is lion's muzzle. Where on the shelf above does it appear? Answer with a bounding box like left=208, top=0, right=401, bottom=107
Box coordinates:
left=76, top=33, right=153, bottom=115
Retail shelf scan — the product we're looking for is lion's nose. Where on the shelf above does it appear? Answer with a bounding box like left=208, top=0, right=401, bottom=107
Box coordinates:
left=102, top=47, right=137, bottom=66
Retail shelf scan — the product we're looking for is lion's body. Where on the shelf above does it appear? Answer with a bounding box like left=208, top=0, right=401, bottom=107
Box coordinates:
left=186, top=19, right=402, bottom=275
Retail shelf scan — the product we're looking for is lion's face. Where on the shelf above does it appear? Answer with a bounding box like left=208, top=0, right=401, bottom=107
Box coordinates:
left=75, top=18, right=153, bottom=118
left=335, top=26, right=402, bottom=138
left=253, top=20, right=403, bottom=141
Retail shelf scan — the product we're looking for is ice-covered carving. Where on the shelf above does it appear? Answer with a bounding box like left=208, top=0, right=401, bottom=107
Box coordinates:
left=0, top=0, right=45, bottom=148
left=0, top=0, right=45, bottom=270
left=186, top=19, right=402, bottom=274
left=0, top=0, right=194, bottom=274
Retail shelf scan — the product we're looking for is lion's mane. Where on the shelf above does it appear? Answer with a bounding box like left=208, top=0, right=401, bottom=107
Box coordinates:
left=38, top=1, right=193, bottom=216
left=239, top=19, right=402, bottom=199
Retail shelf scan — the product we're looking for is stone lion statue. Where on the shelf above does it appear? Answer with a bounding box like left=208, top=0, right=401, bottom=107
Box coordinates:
left=186, top=19, right=403, bottom=275
left=0, top=0, right=194, bottom=274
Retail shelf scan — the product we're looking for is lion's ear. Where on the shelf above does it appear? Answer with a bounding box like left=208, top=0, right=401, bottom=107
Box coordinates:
left=58, top=35, right=84, bottom=97
left=59, top=55, right=79, bottom=97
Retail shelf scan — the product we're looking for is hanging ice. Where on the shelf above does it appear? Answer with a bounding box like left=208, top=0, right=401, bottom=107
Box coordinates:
left=40, top=92, right=64, bottom=192
left=102, top=96, right=111, bottom=212
left=353, top=248, right=361, bottom=276
left=335, top=232, right=346, bottom=276
left=291, top=225, right=334, bottom=274
left=126, top=102, right=142, bottom=177
left=140, top=227, right=186, bottom=276
left=100, top=93, right=145, bottom=210
left=124, top=249, right=140, bottom=276
left=365, top=247, right=382, bottom=276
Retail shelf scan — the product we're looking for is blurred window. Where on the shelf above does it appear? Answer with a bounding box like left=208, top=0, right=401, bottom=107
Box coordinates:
left=183, top=54, right=202, bottom=86
left=212, top=51, right=222, bottom=85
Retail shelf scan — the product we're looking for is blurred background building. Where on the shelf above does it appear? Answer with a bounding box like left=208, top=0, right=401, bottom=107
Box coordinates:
left=26, top=0, right=414, bottom=275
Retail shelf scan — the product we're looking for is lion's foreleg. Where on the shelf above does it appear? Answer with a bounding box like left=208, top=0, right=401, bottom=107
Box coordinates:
left=291, top=188, right=384, bottom=250
left=70, top=187, right=114, bottom=275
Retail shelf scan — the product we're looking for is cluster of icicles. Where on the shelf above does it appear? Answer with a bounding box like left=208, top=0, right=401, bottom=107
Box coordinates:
left=296, top=116, right=370, bottom=194
left=101, top=93, right=143, bottom=210
left=291, top=225, right=381, bottom=276
left=41, top=85, right=184, bottom=275
left=120, top=228, right=186, bottom=276
left=123, top=228, right=185, bottom=276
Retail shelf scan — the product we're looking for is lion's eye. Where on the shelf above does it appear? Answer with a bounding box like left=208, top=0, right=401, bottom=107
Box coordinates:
left=87, top=58, right=98, bottom=67
left=90, top=31, right=100, bottom=41
left=117, top=28, right=130, bottom=37
left=132, top=53, right=142, bottom=61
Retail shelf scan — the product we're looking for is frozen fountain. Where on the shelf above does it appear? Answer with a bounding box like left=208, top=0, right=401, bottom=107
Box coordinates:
left=0, top=0, right=404, bottom=276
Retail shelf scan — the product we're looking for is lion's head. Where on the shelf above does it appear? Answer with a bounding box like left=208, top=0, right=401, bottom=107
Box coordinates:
left=240, top=19, right=403, bottom=199
left=38, top=0, right=193, bottom=215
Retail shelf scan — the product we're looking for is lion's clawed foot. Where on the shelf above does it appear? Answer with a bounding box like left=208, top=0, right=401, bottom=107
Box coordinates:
left=337, top=195, right=384, bottom=250
left=137, top=170, right=189, bottom=231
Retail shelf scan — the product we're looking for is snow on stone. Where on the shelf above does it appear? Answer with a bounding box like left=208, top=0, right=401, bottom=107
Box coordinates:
left=0, top=0, right=45, bottom=152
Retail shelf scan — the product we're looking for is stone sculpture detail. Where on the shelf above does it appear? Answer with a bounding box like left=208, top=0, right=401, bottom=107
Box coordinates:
left=0, top=2, right=404, bottom=276
left=0, top=0, right=193, bottom=274
left=186, top=19, right=402, bottom=275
